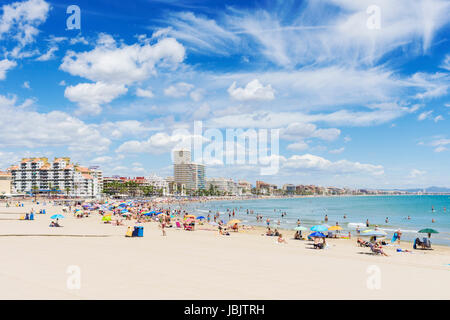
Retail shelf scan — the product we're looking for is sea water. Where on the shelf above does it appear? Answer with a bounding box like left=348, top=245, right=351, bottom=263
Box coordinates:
left=186, top=195, right=450, bottom=246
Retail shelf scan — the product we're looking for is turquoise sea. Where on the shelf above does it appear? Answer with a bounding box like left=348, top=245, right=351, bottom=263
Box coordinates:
left=184, top=195, right=450, bottom=246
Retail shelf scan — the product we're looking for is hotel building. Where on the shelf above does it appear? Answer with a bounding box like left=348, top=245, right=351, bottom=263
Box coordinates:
left=173, top=150, right=206, bottom=191
left=0, top=171, right=12, bottom=196
left=8, top=157, right=103, bottom=197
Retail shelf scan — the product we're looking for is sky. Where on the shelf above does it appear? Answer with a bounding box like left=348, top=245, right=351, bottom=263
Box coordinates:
left=0, top=0, right=449, bottom=189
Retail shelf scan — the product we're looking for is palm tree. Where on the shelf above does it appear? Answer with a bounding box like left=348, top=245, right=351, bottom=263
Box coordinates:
left=65, top=186, right=71, bottom=198
left=31, top=185, right=38, bottom=201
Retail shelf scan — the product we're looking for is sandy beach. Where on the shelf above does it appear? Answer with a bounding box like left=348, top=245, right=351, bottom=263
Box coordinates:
left=1, top=201, right=449, bottom=300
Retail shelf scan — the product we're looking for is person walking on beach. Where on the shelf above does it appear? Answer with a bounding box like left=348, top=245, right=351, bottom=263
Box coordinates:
left=266, top=218, right=270, bottom=227
left=366, top=219, right=370, bottom=227
left=396, top=229, right=402, bottom=244
left=324, top=214, right=328, bottom=222
left=161, top=221, right=166, bottom=236
left=297, top=219, right=301, bottom=226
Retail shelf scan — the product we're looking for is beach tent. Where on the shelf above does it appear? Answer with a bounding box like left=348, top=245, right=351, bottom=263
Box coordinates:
left=310, top=225, right=328, bottom=232
left=418, top=228, right=439, bottom=238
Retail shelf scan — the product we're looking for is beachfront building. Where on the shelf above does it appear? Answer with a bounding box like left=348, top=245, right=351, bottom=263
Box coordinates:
left=8, top=158, right=103, bottom=198
left=282, top=184, right=296, bottom=193
left=206, top=177, right=239, bottom=196
left=147, top=173, right=169, bottom=196
left=255, top=180, right=278, bottom=195
left=238, top=180, right=252, bottom=195
left=173, top=150, right=206, bottom=191
left=0, top=171, right=12, bottom=196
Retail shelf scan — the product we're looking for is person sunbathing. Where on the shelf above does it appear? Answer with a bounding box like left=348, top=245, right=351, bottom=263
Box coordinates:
left=277, top=234, right=287, bottom=244
left=294, top=231, right=301, bottom=240
left=372, top=243, right=388, bottom=256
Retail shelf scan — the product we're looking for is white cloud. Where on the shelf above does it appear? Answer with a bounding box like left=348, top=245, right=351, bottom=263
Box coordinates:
left=190, top=88, right=205, bottom=102
left=329, top=147, right=345, bottom=154
left=36, top=45, right=58, bottom=61
left=164, top=82, right=194, bottom=97
left=228, top=79, right=275, bottom=101
left=441, top=54, right=450, bottom=71
left=433, top=115, right=444, bottom=122
left=0, top=0, right=50, bottom=58
left=64, top=82, right=128, bottom=115
left=282, top=153, right=384, bottom=176
left=225, top=0, right=450, bottom=67
left=282, top=122, right=340, bottom=143
left=431, top=138, right=450, bottom=152
left=22, top=81, right=30, bottom=89
left=0, top=94, right=111, bottom=152
left=60, top=33, right=185, bottom=85
left=136, top=87, right=154, bottom=98
left=418, top=110, right=433, bottom=121
left=409, top=169, right=426, bottom=178
left=116, top=131, right=207, bottom=155
left=286, top=141, right=308, bottom=151
left=0, top=59, right=17, bottom=80
left=155, top=11, right=240, bottom=56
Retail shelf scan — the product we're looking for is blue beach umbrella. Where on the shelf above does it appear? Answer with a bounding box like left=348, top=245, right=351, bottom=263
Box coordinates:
left=51, top=214, right=64, bottom=219
left=309, top=231, right=326, bottom=238
left=197, top=216, right=206, bottom=220
left=310, top=225, right=328, bottom=232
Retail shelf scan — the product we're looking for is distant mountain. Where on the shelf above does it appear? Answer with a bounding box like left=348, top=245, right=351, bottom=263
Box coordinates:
left=387, top=186, right=450, bottom=193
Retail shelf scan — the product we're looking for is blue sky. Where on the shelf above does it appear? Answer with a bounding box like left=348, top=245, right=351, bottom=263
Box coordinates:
left=0, top=0, right=449, bottom=188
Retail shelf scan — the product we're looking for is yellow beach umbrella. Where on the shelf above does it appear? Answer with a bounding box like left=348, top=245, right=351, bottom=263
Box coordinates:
left=184, top=214, right=196, bottom=219
left=328, top=225, right=343, bottom=231
left=228, top=219, right=241, bottom=224
left=102, top=215, right=112, bottom=222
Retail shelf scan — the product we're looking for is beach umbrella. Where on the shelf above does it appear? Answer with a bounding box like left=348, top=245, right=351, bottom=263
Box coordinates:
left=310, top=225, right=328, bottom=232
left=185, top=214, right=196, bottom=219
left=50, top=214, right=64, bottom=219
left=361, top=229, right=387, bottom=237
left=228, top=219, right=241, bottom=224
left=102, top=215, right=112, bottom=222
left=142, top=212, right=152, bottom=216
left=309, top=231, right=326, bottom=238
left=418, top=228, right=439, bottom=238
left=328, top=225, right=343, bottom=231
left=197, top=216, right=206, bottom=220
left=294, top=226, right=307, bottom=231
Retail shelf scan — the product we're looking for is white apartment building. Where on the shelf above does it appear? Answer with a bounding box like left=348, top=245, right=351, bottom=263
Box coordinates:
left=147, top=173, right=169, bottom=195
left=238, top=180, right=252, bottom=195
left=206, top=177, right=239, bottom=195
left=9, top=157, right=103, bottom=197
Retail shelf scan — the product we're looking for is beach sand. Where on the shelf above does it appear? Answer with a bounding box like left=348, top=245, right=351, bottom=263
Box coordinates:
left=1, top=202, right=449, bottom=299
